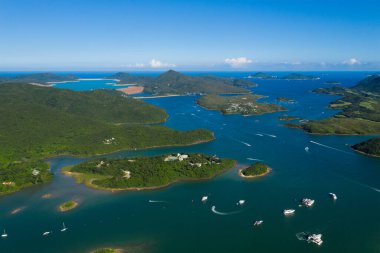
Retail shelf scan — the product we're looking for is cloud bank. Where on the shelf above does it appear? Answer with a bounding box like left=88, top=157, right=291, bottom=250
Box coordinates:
left=224, top=57, right=253, bottom=68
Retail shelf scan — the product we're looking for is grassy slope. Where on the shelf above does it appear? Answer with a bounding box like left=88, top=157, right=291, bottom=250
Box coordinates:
left=65, top=154, right=235, bottom=190
left=0, top=84, right=214, bottom=194
left=197, top=94, right=286, bottom=115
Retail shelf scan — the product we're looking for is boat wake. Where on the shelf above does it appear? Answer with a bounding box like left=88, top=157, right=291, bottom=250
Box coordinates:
left=149, top=200, right=168, bottom=203
left=246, top=158, right=262, bottom=161
left=255, top=133, right=264, bottom=137
left=240, top=141, right=252, bottom=147
left=309, top=141, right=353, bottom=155
left=211, top=206, right=240, bottom=216
left=296, top=232, right=308, bottom=241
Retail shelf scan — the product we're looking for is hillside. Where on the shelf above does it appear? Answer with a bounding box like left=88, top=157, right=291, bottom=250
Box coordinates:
left=0, top=84, right=214, bottom=194
left=0, top=73, right=78, bottom=85
left=352, top=138, right=380, bottom=157
left=108, top=70, right=253, bottom=95
left=286, top=75, right=380, bottom=134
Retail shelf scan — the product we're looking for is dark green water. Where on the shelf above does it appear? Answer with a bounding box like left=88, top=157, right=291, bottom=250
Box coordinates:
left=0, top=72, right=379, bottom=253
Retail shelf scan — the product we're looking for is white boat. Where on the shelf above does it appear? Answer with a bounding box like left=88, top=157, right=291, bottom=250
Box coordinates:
left=201, top=196, right=208, bottom=202
left=302, top=198, right=315, bottom=207
left=253, top=220, right=263, bottom=226
left=1, top=230, right=7, bottom=238
left=283, top=209, right=295, bottom=215
left=305, top=147, right=309, bottom=152
left=329, top=192, right=337, bottom=200
left=61, top=222, right=67, bottom=232
left=237, top=200, right=245, bottom=205
left=307, top=233, right=323, bottom=245
left=42, top=231, right=51, bottom=236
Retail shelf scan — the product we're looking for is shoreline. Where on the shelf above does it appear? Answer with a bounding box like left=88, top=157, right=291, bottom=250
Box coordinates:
left=284, top=124, right=380, bottom=136
left=238, top=167, right=272, bottom=179
left=62, top=160, right=237, bottom=192
left=351, top=148, right=380, bottom=158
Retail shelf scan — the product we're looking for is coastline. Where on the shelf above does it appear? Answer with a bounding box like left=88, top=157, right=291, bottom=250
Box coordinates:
left=62, top=160, right=237, bottom=192
left=351, top=148, right=380, bottom=158
left=238, top=167, right=272, bottom=179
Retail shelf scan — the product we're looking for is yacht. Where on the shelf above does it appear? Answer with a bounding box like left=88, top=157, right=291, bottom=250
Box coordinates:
left=305, top=147, right=309, bottom=152
left=42, top=231, right=51, bottom=236
left=302, top=198, right=315, bottom=207
left=283, top=209, right=295, bottom=215
left=329, top=192, right=337, bottom=200
left=237, top=200, right=245, bottom=205
left=201, top=196, right=208, bottom=202
left=61, top=222, right=67, bottom=232
left=253, top=220, right=263, bottom=226
left=1, top=230, right=7, bottom=238
left=307, top=234, right=323, bottom=246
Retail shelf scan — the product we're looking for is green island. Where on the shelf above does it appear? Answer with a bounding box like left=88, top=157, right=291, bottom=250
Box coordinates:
left=92, top=248, right=121, bottom=253
left=108, top=70, right=254, bottom=95
left=58, top=200, right=78, bottom=212
left=324, top=81, right=341, bottom=85
left=239, top=163, right=271, bottom=178
left=63, top=154, right=235, bottom=191
left=279, top=116, right=300, bottom=121
left=0, top=73, right=78, bottom=85
left=196, top=94, right=286, bottom=116
left=248, top=72, right=319, bottom=80
left=0, top=84, right=214, bottom=195
left=351, top=138, right=380, bottom=157
left=286, top=75, right=380, bottom=135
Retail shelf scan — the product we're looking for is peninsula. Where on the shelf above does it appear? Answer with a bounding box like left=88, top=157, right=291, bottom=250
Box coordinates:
left=0, top=73, right=78, bottom=85
left=63, top=154, right=235, bottom=191
left=0, top=84, right=214, bottom=194
left=352, top=138, right=380, bottom=157
left=239, top=163, right=271, bottom=178
left=197, top=94, right=286, bottom=116
left=286, top=75, right=380, bottom=135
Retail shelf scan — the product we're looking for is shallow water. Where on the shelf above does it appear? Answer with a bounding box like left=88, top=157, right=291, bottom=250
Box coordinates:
left=0, top=72, right=379, bottom=253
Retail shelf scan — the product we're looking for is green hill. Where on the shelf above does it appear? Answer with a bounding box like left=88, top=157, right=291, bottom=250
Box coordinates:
left=0, top=73, right=78, bottom=85
left=352, top=138, right=380, bottom=157
left=109, top=70, right=253, bottom=95
left=0, top=84, right=214, bottom=194
left=287, top=75, right=380, bottom=134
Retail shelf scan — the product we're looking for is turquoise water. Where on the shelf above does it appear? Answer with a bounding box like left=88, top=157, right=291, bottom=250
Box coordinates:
left=0, top=72, right=379, bottom=253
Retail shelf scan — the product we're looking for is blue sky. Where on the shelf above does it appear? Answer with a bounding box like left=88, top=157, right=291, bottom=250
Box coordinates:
left=0, top=0, right=379, bottom=71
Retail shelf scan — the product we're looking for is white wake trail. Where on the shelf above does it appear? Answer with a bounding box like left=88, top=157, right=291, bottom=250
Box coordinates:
left=246, top=158, right=262, bottom=161
left=309, top=141, right=353, bottom=155
left=211, top=206, right=240, bottom=216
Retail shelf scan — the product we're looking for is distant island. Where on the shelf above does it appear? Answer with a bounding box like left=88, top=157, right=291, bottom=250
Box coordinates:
left=286, top=75, right=380, bottom=135
left=197, top=94, right=286, bottom=116
left=352, top=138, right=380, bottom=157
left=108, top=70, right=255, bottom=95
left=58, top=200, right=78, bottom=212
left=0, top=73, right=78, bottom=85
left=63, top=154, right=235, bottom=191
left=276, top=97, right=296, bottom=103
left=0, top=84, right=214, bottom=195
left=324, top=81, right=341, bottom=85
left=279, top=116, right=300, bottom=121
left=239, top=163, right=271, bottom=178
left=247, top=72, right=319, bottom=80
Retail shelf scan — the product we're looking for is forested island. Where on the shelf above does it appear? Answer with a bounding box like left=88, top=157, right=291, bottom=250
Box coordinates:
left=0, top=84, right=214, bottom=194
left=0, top=73, right=78, bottom=85
left=276, top=97, right=296, bottom=103
left=279, top=116, right=300, bottom=121
left=58, top=200, right=79, bottom=212
left=286, top=75, right=380, bottom=135
left=63, top=154, right=235, bottom=190
left=248, top=72, right=319, bottom=80
left=197, top=94, right=286, bottom=116
left=108, top=70, right=254, bottom=95
left=239, top=163, right=271, bottom=178
left=352, top=138, right=380, bottom=157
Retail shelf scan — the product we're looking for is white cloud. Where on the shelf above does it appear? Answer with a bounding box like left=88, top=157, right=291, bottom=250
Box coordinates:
left=149, top=59, right=176, bottom=68
left=342, top=58, right=361, bottom=65
left=224, top=57, right=253, bottom=68
left=121, top=63, right=145, bottom=68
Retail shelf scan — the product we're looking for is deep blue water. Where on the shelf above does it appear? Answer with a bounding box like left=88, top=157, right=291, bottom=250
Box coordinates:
left=0, top=72, right=379, bottom=253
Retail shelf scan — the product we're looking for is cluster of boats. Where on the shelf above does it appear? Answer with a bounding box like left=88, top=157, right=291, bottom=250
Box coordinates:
left=2, top=223, right=67, bottom=238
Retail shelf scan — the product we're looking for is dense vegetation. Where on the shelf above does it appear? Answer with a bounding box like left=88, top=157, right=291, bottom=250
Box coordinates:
left=352, top=138, right=380, bottom=157
left=0, top=73, right=77, bottom=85
left=240, top=163, right=270, bottom=177
left=0, top=84, right=214, bottom=194
left=67, top=154, right=235, bottom=189
left=197, top=94, right=286, bottom=116
left=248, top=72, right=319, bottom=80
left=276, top=97, right=295, bottom=103
left=287, top=75, right=380, bottom=134
left=108, top=70, right=253, bottom=95
left=59, top=200, right=78, bottom=212
left=279, top=116, right=300, bottom=121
